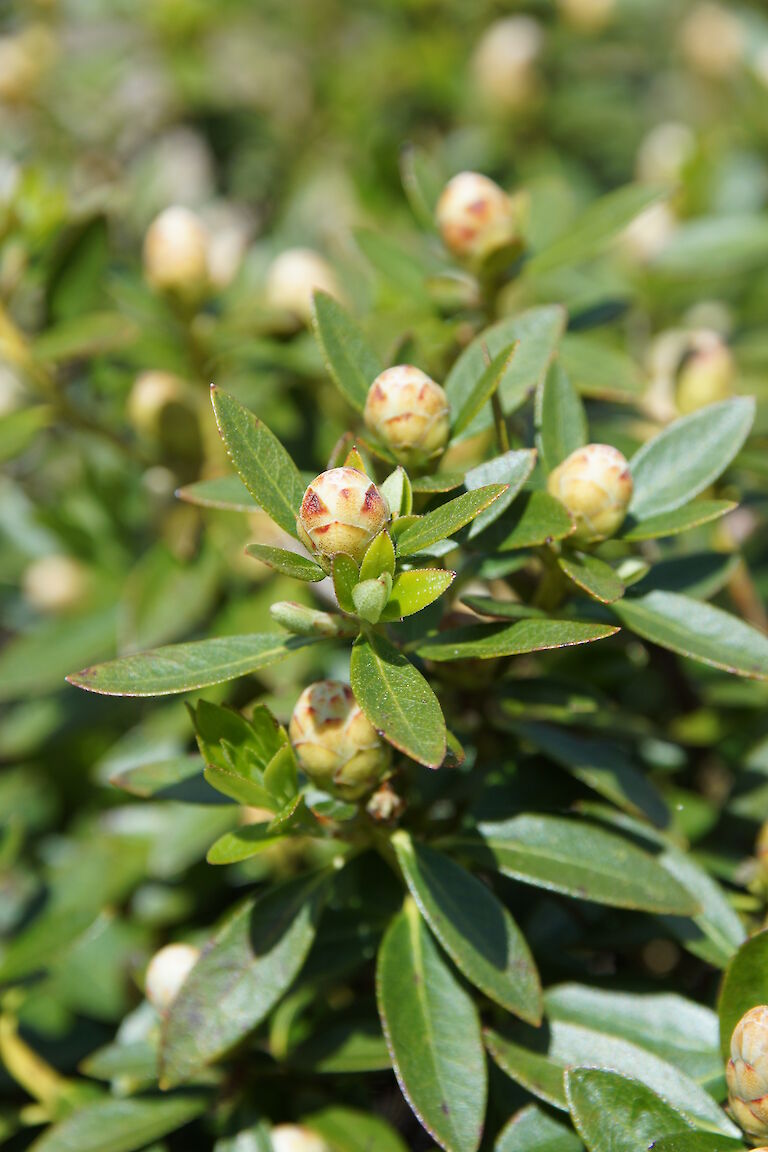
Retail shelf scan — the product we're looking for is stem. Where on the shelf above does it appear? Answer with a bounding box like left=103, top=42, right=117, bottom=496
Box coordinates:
left=490, top=388, right=510, bottom=454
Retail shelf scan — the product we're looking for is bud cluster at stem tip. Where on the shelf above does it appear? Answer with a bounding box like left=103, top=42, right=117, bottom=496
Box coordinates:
left=436, top=171, right=517, bottom=261
left=289, top=680, right=390, bottom=800
left=297, top=467, right=389, bottom=569
left=547, top=443, right=633, bottom=543
left=364, top=365, right=451, bottom=473
left=727, top=1006, right=768, bottom=1139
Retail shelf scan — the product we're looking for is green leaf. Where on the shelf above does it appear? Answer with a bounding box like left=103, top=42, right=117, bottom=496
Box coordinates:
left=525, top=183, right=667, bottom=276
left=332, top=553, right=359, bottom=613
left=557, top=553, right=624, bottom=604
left=544, top=985, right=722, bottom=1086
left=657, top=846, right=745, bottom=971
left=619, top=500, right=736, bottom=541
left=396, top=486, right=508, bottom=556
left=452, top=343, right=517, bottom=436
left=651, top=214, right=768, bottom=279
left=444, top=306, right=566, bottom=440
left=356, top=227, right=429, bottom=300
left=635, top=552, right=738, bottom=601
left=176, top=475, right=259, bottom=512
left=485, top=1031, right=567, bottom=1110
left=210, top=387, right=305, bottom=537
left=393, top=832, right=541, bottom=1022
left=411, top=472, right=465, bottom=494
left=380, top=467, right=414, bottom=518
left=414, top=620, right=618, bottom=662
left=495, top=1105, right=581, bottom=1152
left=289, top=1017, right=391, bottom=1074
left=718, top=930, right=768, bottom=1060
left=0, top=607, right=117, bottom=702
left=304, top=1106, right=409, bottom=1152
left=28, top=1095, right=206, bottom=1152
left=565, top=1068, right=695, bottom=1152
left=463, top=450, right=537, bottom=540
left=560, top=334, right=644, bottom=401
left=380, top=569, right=455, bottom=621
left=161, top=870, right=331, bottom=1086
left=263, top=743, right=299, bottom=805
left=245, top=544, right=325, bottom=582
left=376, top=901, right=487, bottom=1152
left=350, top=632, right=445, bottom=767
left=518, top=723, right=666, bottom=825
left=535, top=361, right=587, bottom=473
left=651, top=1136, right=744, bottom=1152
left=487, top=491, right=574, bottom=551
left=109, top=755, right=203, bottom=798
left=0, top=405, right=52, bottom=462
left=360, top=531, right=396, bottom=581
left=207, top=823, right=285, bottom=865
left=311, top=291, right=382, bottom=412
left=68, top=634, right=316, bottom=697
left=352, top=575, right=391, bottom=624
left=612, top=590, right=768, bottom=680
left=460, top=597, right=546, bottom=621
left=33, top=311, right=139, bottom=362
left=456, top=815, right=699, bottom=913
left=629, top=398, right=754, bottom=519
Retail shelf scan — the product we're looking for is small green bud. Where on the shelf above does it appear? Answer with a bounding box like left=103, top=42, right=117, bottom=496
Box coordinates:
left=143, top=206, right=210, bottom=298
left=289, top=680, right=391, bottom=801
left=547, top=444, right=633, bottom=543
left=727, top=1006, right=768, bottom=1139
left=297, top=467, right=390, bottom=569
left=144, top=942, right=200, bottom=1013
left=364, top=365, right=451, bottom=473
left=270, top=601, right=356, bottom=638
left=351, top=573, right=392, bottom=624
left=436, top=172, right=517, bottom=261
left=266, top=247, right=339, bottom=326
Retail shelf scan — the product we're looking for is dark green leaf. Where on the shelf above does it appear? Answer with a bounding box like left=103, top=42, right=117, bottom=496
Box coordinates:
left=210, top=387, right=305, bottom=537
left=558, top=553, right=624, bottom=604
left=464, top=450, right=537, bottom=539
left=396, top=486, right=508, bottom=556
left=488, top=491, right=574, bottom=551
left=628, top=399, right=754, bottom=520
left=452, top=343, right=517, bottom=436
left=350, top=632, right=445, bottom=767
left=245, top=544, right=325, bottom=582
left=68, top=634, right=317, bottom=697
left=535, top=361, right=587, bottom=473
left=393, top=832, right=541, bottom=1022
left=176, top=475, right=258, bottom=513
left=161, top=870, right=331, bottom=1085
left=565, top=1068, right=694, bottom=1152
left=485, top=1031, right=566, bottom=1110
left=619, top=501, right=736, bottom=541
left=33, top=312, right=139, bottom=362
left=414, top=620, right=618, bottom=662
left=495, top=1105, right=581, bottom=1152
left=376, top=901, right=487, bottom=1152
left=612, top=591, right=768, bottom=680
left=717, top=930, right=768, bottom=1060
left=311, top=291, right=382, bottom=412
left=304, top=1105, right=409, bottom=1152
left=28, top=1095, right=206, bottom=1152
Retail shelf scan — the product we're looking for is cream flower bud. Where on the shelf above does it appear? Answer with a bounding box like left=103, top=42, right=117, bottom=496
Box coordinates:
left=297, top=467, right=389, bottom=569
left=364, top=365, right=450, bottom=473
left=547, top=444, right=633, bottom=543
left=266, top=247, right=339, bottom=325
left=144, top=942, right=200, bottom=1012
left=127, top=371, right=187, bottom=436
left=0, top=26, right=53, bottom=105
left=143, top=206, right=210, bottom=298
left=676, top=332, right=735, bottom=415
left=680, top=3, right=744, bottom=80
left=557, top=0, right=615, bottom=32
left=22, top=555, right=89, bottom=615
left=436, top=172, right=516, bottom=261
left=470, top=18, right=542, bottom=111
left=289, top=680, right=390, bottom=800
left=727, top=1006, right=768, bottom=1139
left=271, top=1125, right=330, bottom=1152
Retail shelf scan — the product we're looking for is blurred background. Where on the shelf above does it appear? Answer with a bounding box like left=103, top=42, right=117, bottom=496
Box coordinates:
left=2, top=0, right=768, bottom=1147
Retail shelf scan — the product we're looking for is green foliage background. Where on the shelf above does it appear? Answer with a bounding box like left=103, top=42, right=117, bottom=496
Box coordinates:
left=3, top=0, right=768, bottom=1150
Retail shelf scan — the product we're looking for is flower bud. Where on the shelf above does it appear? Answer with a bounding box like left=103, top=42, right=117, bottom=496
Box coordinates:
left=127, top=371, right=187, bottom=436
left=289, top=680, right=390, bottom=801
left=436, top=172, right=517, bottom=261
left=271, top=1125, right=330, bottom=1152
left=557, top=0, right=615, bottom=32
left=143, top=206, right=210, bottom=298
left=266, top=247, right=339, bottom=325
left=470, top=18, right=542, bottom=111
left=547, top=444, right=633, bottom=543
left=144, top=942, right=200, bottom=1012
left=676, top=331, right=735, bottom=415
left=680, top=3, right=744, bottom=80
left=364, top=365, right=451, bottom=473
left=297, top=467, right=389, bottom=569
left=22, top=554, right=89, bottom=615
left=0, top=26, right=53, bottom=105
left=727, top=1006, right=768, bottom=1139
